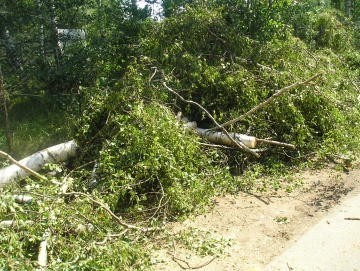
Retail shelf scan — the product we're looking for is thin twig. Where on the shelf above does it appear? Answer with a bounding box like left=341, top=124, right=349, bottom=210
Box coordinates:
left=350, top=80, right=359, bottom=93
left=68, top=206, right=101, bottom=232
left=60, top=160, right=96, bottom=193
left=257, top=139, right=296, bottom=149
left=0, top=150, right=48, bottom=181
left=85, top=111, right=112, bottom=146
left=256, top=63, right=279, bottom=73
left=94, top=229, right=129, bottom=245
left=170, top=240, right=216, bottom=270
left=146, top=180, right=168, bottom=222
left=149, top=67, right=158, bottom=86
left=62, top=191, right=152, bottom=232
left=199, top=142, right=268, bottom=152
left=0, top=66, right=12, bottom=153
left=216, top=73, right=323, bottom=129
left=63, top=160, right=95, bottom=181
left=200, top=142, right=243, bottom=150
left=302, top=48, right=318, bottom=67
left=66, top=256, right=80, bottom=264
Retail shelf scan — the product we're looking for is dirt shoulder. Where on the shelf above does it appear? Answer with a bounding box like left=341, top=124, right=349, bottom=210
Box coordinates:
left=152, top=165, right=360, bottom=271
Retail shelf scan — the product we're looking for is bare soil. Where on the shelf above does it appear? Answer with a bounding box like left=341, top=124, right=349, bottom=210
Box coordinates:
left=152, top=164, right=360, bottom=271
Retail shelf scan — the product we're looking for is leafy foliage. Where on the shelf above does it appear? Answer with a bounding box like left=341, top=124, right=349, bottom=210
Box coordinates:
left=74, top=72, right=232, bottom=218
left=1, top=0, right=360, bottom=269
left=0, top=178, right=153, bottom=270
left=139, top=3, right=360, bottom=160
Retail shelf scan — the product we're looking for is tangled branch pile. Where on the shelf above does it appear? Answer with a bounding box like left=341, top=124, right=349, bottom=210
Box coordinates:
left=1, top=1, right=360, bottom=269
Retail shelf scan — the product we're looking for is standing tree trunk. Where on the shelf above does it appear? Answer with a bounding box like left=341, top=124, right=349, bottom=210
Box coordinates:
left=1, top=28, right=23, bottom=71
left=0, top=64, right=12, bottom=154
left=345, top=0, right=351, bottom=17
left=97, top=0, right=105, bottom=39
left=47, top=0, right=61, bottom=68
left=36, top=0, right=46, bottom=59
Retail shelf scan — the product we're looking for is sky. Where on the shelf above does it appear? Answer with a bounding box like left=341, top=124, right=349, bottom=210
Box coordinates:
left=137, top=0, right=163, bottom=20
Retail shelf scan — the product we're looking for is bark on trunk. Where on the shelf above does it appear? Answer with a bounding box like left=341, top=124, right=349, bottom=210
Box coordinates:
left=1, top=28, right=23, bottom=71
left=185, top=121, right=295, bottom=150
left=345, top=0, right=351, bottom=17
left=47, top=0, right=61, bottom=67
left=36, top=0, right=45, bottom=59
left=184, top=121, right=257, bottom=148
left=195, top=128, right=257, bottom=148
left=0, top=140, right=78, bottom=186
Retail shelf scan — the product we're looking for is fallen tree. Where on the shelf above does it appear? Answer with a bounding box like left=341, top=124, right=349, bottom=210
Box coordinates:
left=0, top=73, right=322, bottom=186
left=0, top=140, right=78, bottom=186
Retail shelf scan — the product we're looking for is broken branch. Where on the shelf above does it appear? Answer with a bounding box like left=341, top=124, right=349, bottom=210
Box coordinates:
left=200, top=142, right=268, bottom=152
left=170, top=240, right=216, bottom=270
left=217, top=73, right=323, bottom=129
left=257, top=138, right=296, bottom=149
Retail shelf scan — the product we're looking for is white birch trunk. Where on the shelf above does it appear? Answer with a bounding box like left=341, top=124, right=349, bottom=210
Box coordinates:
left=47, top=0, right=61, bottom=66
left=36, top=0, right=45, bottom=59
left=195, top=128, right=257, bottom=148
left=0, top=140, right=78, bottom=186
left=38, top=240, right=48, bottom=267
left=2, top=28, right=23, bottom=71
left=184, top=121, right=257, bottom=148
left=14, top=195, right=33, bottom=204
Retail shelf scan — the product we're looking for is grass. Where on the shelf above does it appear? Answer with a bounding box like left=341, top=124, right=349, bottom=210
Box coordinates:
left=0, top=96, right=72, bottom=161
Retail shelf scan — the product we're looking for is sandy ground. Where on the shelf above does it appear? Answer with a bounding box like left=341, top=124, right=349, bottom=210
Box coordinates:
left=151, top=164, right=360, bottom=271
left=265, top=185, right=360, bottom=271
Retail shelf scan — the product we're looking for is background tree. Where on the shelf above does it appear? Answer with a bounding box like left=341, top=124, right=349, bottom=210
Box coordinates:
left=0, top=64, right=12, bottom=153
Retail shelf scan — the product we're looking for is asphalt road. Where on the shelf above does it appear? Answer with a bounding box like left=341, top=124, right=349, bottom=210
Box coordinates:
left=265, top=185, right=360, bottom=271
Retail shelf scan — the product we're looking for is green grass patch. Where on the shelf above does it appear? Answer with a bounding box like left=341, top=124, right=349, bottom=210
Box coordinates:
left=0, top=97, right=72, bottom=160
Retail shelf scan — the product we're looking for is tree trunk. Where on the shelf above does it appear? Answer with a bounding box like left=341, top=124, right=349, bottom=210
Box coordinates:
left=1, top=28, right=23, bottom=71
left=345, top=0, right=351, bottom=17
left=195, top=127, right=257, bottom=149
left=97, top=0, right=105, bottom=39
left=185, top=121, right=295, bottom=150
left=36, top=0, right=45, bottom=59
left=0, top=140, right=78, bottom=186
left=184, top=121, right=257, bottom=148
left=47, top=0, right=61, bottom=68
left=0, top=64, right=12, bottom=153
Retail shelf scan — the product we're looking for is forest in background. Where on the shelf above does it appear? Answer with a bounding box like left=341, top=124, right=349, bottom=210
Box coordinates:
left=1, top=0, right=360, bottom=269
